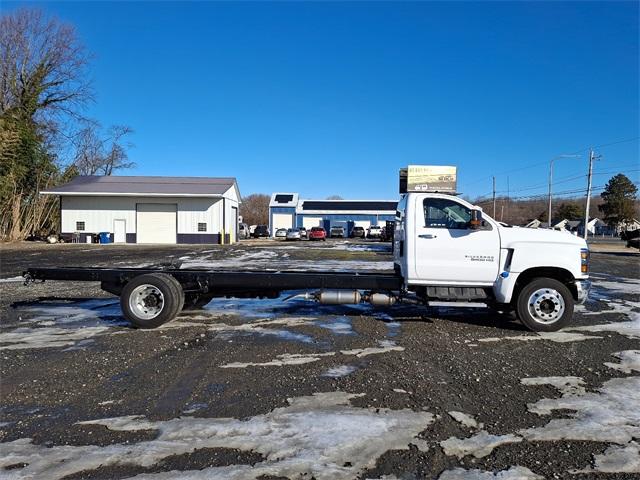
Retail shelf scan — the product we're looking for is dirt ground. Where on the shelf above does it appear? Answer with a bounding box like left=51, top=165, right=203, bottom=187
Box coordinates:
left=0, top=239, right=638, bottom=480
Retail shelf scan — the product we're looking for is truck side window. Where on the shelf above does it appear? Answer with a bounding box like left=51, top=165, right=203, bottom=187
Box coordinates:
left=423, top=198, right=472, bottom=229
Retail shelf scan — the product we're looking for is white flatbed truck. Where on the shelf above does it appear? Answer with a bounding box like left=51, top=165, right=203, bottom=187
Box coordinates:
left=24, top=190, right=590, bottom=333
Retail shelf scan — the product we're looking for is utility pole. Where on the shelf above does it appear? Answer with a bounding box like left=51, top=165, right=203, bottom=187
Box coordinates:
left=506, top=176, right=509, bottom=223
left=583, top=149, right=600, bottom=239
left=492, top=176, right=496, bottom=218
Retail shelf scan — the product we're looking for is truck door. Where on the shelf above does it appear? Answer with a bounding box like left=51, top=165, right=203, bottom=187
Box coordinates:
left=413, top=196, right=500, bottom=285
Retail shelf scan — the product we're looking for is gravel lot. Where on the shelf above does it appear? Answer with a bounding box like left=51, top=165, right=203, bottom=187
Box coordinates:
left=0, top=239, right=638, bottom=480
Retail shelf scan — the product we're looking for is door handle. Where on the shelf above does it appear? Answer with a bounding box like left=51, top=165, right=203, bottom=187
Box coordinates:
left=419, top=234, right=437, bottom=239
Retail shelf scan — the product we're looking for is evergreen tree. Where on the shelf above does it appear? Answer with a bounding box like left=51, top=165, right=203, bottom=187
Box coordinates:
left=599, top=174, right=638, bottom=227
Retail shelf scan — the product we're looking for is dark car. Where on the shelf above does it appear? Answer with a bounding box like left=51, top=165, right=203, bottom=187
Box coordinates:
left=350, top=226, right=365, bottom=238
left=308, top=227, right=327, bottom=241
left=252, top=225, right=269, bottom=238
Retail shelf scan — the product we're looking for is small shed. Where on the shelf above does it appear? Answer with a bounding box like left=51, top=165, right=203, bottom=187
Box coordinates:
left=41, top=176, right=241, bottom=244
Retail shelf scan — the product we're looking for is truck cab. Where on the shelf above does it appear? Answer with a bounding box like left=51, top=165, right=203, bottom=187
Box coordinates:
left=395, top=192, right=590, bottom=331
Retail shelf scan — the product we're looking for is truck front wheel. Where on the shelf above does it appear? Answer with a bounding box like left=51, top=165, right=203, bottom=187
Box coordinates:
left=120, top=273, right=184, bottom=328
left=515, top=277, right=574, bottom=332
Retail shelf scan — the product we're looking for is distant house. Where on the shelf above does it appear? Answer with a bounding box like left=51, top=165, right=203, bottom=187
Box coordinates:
left=41, top=176, right=241, bottom=244
left=618, top=218, right=640, bottom=233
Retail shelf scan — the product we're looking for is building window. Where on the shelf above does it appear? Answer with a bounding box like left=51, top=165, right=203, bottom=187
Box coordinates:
left=198, top=222, right=207, bottom=232
left=76, top=221, right=85, bottom=231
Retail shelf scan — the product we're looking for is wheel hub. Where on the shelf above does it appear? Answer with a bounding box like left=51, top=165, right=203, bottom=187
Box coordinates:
left=129, top=284, right=165, bottom=320
left=528, top=288, right=565, bottom=324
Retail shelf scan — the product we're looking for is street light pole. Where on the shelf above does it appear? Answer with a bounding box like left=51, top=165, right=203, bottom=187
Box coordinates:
left=547, top=154, right=581, bottom=228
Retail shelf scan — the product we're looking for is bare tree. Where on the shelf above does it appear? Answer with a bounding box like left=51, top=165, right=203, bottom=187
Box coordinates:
left=74, top=123, right=135, bottom=175
left=1, top=9, right=91, bottom=121
left=240, top=194, right=270, bottom=225
left=1, top=9, right=91, bottom=240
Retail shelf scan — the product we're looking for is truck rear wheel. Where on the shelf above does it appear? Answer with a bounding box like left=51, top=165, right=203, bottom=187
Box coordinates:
left=516, top=277, right=574, bottom=332
left=120, top=273, right=184, bottom=328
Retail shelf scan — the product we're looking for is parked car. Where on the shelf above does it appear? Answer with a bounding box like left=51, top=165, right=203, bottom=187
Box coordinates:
left=367, top=225, right=382, bottom=238
left=330, top=226, right=345, bottom=238
left=380, top=220, right=395, bottom=242
left=286, top=228, right=302, bottom=241
left=253, top=225, right=270, bottom=238
left=308, top=226, right=327, bottom=241
left=299, top=227, right=308, bottom=239
left=275, top=228, right=288, bottom=240
left=350, top=226, right=365, bottom=238
left=238, top=223, right=250, bottom=239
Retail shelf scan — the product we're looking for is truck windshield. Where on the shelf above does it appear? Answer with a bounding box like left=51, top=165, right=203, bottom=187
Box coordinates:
left=423, top=198, right=471, bottom=229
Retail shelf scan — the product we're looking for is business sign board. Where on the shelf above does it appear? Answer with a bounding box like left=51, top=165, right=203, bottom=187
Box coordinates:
left=399, top=165, right=457, bottom=193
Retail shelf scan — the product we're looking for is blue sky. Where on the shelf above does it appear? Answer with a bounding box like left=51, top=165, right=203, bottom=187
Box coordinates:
left=6, top=1, right=639, bottom=200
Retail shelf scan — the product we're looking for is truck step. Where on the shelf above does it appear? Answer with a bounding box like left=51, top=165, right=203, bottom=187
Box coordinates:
left=428, top=301, right=488, bottom=308
left=425, top=286, right=489, bottom=301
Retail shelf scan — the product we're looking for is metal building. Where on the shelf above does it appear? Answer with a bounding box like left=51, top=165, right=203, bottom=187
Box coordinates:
left=269, top=193, right=397, bottom=236
left=42, top=176, right=241, bottom=244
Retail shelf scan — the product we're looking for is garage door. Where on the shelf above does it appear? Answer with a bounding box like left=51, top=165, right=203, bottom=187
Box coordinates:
left=302, top=217, right=323, bottom=229
left=136, top=204, right=177, bottom=244
left=354, top=220, right=371, bottom=229
left=272, top=213, right=293, bottom=234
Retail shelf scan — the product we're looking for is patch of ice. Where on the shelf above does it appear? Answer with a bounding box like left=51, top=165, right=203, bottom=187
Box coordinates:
left=0, top=391, right=435, bottom=480
left=322, top=365, right=357, bottom=377
left=593, top=278, right=640, bottom=295
left=438, top=466, right=543, bottom=480
left=478, top=332, right=600, bottom=343
left=448, top=411, right=481, bottom=429
left=0, top=326, right=111, bottom=350
left=440, top=431, right=522, bottom=459
left=208, top=319, right=315, bottom=344
left=604, top=350, right=640, bottom=374
left=520, top=376, right=586, bottom=397
left=314, top=317, right=354, bottom=335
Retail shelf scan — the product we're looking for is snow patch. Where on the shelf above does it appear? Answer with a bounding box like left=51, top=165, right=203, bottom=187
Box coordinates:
left=0, top=276, right=24, bottom=283
left=340, top=339, right=404, bottom=357
left=567, top=312, right=640, bottom=340
left=220, top=352, right=336, bottom=368
left=520, top=376, right=586, bottom=396
left=448, top=411, right=482, bottom=429
left=440, top=431, right=522, bottom=459
left=520, top=376, right=640, bottom=444
left=574, top=441, right=640, bottom=474
left=438, top=466, right=543, bottom=480
left=0, top=391, right=435, bottom=480
left=604, top=350, right=640, bottom=374
left=478, top=332, right=600, bottom=344
left=322, top=365, right=357, bottom=377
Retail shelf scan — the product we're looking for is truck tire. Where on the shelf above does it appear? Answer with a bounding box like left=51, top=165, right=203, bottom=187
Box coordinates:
left=120, top=273, right=184, bottom=328
left=515, top=277, right=574, bottom=332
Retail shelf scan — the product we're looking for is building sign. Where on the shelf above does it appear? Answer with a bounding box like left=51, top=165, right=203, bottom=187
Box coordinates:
left=399, top=165, right=457, bottom=193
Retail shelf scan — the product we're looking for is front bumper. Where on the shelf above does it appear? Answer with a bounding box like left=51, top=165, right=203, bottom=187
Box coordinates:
left=576, top=279, right=591, bottom=304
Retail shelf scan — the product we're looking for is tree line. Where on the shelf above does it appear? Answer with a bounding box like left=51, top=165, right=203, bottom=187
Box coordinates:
left=0, top=9, right=134, bottom=241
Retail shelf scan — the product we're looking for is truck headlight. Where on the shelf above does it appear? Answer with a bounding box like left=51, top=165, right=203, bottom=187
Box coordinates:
left=580, top=248, right=590, bottom=273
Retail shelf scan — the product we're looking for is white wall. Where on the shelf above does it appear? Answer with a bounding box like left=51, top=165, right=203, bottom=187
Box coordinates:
left=61, top=196, right=224, bottom=235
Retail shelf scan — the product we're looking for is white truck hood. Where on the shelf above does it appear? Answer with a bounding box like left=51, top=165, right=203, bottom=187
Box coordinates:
left=497, top=225, right=588, bottom=249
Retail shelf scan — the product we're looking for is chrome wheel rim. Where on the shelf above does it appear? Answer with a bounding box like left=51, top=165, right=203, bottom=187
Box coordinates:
left=129, top=284, right=164, bottom=320
left=528, top=288, right=565, bottom=324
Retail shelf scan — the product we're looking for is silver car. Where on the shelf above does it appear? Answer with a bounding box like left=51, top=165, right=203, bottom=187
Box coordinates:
left=286, top=228, right=302, bottom=241
left=275, top=228, right=288, bottom=240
